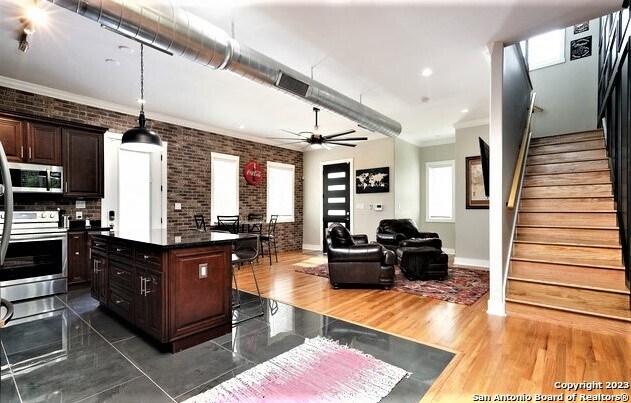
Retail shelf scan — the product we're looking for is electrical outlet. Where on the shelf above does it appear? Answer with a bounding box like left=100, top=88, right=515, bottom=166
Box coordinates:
left=175, top=203, right=182, bottom=211
left=76, top=211, right=83, bottom=219
left=199, top=263, right=208, bottom=279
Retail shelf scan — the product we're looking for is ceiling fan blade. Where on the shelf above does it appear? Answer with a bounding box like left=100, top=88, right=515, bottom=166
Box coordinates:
left=331, top=142, right=357, bottom=147
left=279, top=129, right=309, bottom=139
left=266, top=136, right=305, bottom=140
left=322, top=143, right=332, bottom=150
left=325, top=129, right=356, bottom=139
left=326, top=137, right=368, bottom=142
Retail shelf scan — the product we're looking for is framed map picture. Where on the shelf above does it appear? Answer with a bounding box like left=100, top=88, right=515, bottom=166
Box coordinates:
left=356, top=167, right=389, bottom=193
left=466, top=156, right=489, bottom=209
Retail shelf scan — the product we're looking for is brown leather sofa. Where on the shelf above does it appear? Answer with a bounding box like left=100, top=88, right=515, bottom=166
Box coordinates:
left=326, top=224, right=395, bottom=289
left=376, top=219, right=441, bottom=251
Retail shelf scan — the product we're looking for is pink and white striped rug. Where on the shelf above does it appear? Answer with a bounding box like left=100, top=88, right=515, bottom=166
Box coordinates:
left=183, top=337, right=409, bottom=403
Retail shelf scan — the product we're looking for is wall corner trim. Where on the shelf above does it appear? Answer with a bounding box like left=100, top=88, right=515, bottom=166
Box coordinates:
left=302, top=244, right=322, bottom=251
left=487, top=298, right=506, bottom=316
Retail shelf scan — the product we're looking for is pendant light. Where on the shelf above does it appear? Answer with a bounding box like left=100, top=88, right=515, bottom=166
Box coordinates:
left=121, top=44, right=162, bottom=151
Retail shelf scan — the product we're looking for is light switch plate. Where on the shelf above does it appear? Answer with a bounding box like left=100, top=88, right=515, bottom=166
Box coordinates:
left=175, top=236, right=182, bottom=243
left=199, top=263, right=208, bottom=279
left=75, top=201, right=86, bottom=209
left=175, top=203, right=182, bottom=211
left=357, top=203, right=364, bottom=210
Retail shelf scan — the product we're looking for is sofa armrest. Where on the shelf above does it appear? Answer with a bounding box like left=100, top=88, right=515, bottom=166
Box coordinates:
left=376, top=232, right=405, bottom=244
left=382, top=249, right=396, bottom=266
left=416, top=231, right=439, bottom=239
left=352, top=234, right=369, bottom=245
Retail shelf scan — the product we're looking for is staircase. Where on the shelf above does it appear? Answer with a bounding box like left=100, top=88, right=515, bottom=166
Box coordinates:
left=506, top=129, right=631, bottom=334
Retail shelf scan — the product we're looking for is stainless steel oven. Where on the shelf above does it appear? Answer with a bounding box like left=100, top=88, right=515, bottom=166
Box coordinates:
left=0, top=211, right=67, bottom=301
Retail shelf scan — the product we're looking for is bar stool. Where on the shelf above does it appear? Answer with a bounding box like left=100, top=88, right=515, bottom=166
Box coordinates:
left=193, top=214, right=207, bottom=231
left=231, top=235, right=264, bottom=325
left=260, top=215, right=278, bottom=265
left=217, top=215, right=240, bottom=234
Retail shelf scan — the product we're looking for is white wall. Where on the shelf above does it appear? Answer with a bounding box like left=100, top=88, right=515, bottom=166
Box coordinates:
left=418, top=142, right=456, bottom=252
left=530, top=19, right=600, bottom=137
left=455, top=124, right=489, bottom=266
left=303, top=138, right=395, bottom=249
left=394, top=139, right=421, bottom=224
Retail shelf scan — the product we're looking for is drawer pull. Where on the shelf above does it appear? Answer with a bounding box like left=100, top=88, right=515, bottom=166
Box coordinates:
left=116, top=271, right=125, bottom=276
left=113, top=299, right=124, bottom=304
left=143, top=255, right=150, bottom=259
left=75, top=252, right=80, bottom=255
left=116, top=248, right=123, bottom=252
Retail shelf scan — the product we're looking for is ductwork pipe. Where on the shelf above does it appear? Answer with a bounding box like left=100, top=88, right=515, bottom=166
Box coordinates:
left=48, top=0, right=402, bottom=137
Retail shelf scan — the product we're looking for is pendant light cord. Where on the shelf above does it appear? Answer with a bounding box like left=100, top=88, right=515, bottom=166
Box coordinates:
left=140, top=43, right=144, bottom=113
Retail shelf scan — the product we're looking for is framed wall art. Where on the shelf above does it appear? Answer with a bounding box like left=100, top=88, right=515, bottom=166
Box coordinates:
left=356, top=167, right=389, bottom=193
left=466, top=156, right=489, bottom=209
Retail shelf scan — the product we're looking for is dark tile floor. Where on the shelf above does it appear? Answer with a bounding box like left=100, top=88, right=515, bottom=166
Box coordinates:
left=1, top=289, right=454, bottom=403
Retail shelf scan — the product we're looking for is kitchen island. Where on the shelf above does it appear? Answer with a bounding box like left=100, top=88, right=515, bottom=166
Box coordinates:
left=90, top=230, right=254, bottom=352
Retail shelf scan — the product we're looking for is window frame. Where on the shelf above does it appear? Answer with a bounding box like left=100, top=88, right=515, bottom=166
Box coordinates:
left=210, top=152, right=240, bottom=223
left=425, top=160, right=455, bottom=223
left=266, top=161, right=295, bottom=223
left=521, top=28, right=566, bottom=71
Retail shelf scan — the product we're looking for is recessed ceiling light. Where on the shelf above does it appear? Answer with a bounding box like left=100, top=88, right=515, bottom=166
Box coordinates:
left=118, top=45, right=134, bottom=54
left=421, top=68, right=433, bottom=77
left=461, top=108, right=469, bottom=113
left=105, top=58, right=120, bottom=66
left=238, top=125, right=245, bottom=129
left=420, top=96, right=430, bottom=103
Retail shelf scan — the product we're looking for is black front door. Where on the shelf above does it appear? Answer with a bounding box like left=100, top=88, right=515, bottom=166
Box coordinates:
left=322, top=162, right=351, bottom=252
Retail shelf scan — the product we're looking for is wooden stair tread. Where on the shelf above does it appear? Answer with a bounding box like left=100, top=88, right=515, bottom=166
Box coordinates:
left=528, top=147, right=606, bottom=157
left=518, top=209, right=616, bottom=213
left=525, top=160, right=610, bottom=175
left=508, top=276, right=629, bottom=294
left=510, top=257, right=624, bottom=270
left=505, top=297, right=631, bottom=323
left=513, top=240, right=622, bottom=250
left=529, top=137, right=605, bottom=148
left=530, top=130, right=604, bottom=146
left=524, top=169, right=610, bottom=176
left=527, top=157, right=608, bottom=166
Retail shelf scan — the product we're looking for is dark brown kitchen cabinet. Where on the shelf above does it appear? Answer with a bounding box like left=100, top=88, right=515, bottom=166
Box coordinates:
left=134, top=267, right=163, bottom=340
left=68, top=232, right=89, bottom=286
left=0, top=118, right=61, bottom=165
left=63, top=128, right=104, bottom=198
left=90, top=251, right=108, bottom=304
left=0, top=117, right=24, bottom=162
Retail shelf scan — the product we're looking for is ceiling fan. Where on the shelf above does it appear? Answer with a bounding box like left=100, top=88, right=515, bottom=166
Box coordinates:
left=269, top=107, right=368, bottom=149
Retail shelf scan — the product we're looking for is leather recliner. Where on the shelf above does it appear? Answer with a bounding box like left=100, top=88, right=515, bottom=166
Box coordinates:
left=327, top=224, right=395, bottom=289
left=376, top=219, right=441, bottom=251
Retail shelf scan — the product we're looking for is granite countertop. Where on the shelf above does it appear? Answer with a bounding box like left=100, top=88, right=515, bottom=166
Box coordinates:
left=92, top=229, right=256, bottom=249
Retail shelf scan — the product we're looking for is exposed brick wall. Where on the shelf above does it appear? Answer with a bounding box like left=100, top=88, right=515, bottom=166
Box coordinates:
left=0, top=86, right=303, bottom=251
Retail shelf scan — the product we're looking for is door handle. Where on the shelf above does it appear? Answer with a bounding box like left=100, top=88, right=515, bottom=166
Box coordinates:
left=143, top=278, right=151, bottom=296
left=20, top=146, right=24, bottom=159
left=140, top=275, right=145, bottom=296
left=28, top=147, right=32, bottom=160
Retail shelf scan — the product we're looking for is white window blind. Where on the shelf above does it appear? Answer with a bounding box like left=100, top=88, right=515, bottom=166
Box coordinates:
left=211, top=152, right=239, bottom=222
left=426, top=160, right=455, bottom=222
left=267, top=161, right=295, bottom=222
left=521, top=28, right=566, bottom=71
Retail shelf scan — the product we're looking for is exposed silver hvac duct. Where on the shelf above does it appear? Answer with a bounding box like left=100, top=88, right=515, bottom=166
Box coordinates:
left=47, top=0, right=402, bottom=137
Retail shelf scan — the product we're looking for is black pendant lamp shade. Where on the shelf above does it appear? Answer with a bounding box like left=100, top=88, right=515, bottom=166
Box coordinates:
left=121, top=111, right=162, bottom=151
left=120, top=44, right=162, bottom=151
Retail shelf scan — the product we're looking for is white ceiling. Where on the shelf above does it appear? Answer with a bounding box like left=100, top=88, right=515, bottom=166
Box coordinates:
left=0, top=0, right=622, bottom=149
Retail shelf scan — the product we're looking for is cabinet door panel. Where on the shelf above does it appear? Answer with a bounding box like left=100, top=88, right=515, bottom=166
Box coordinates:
left=68, top=232, right=87, bottom=285
left=26, top=122, right=62, bottom=165
left=63, top=129, right=103, bottom=198
left=0, top=117, right=24, bottom=162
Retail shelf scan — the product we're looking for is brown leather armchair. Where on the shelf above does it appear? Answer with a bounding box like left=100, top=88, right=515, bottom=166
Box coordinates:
left=326, top=224, right=395, bottom=289
left=376, top=219, right=440, bottom=251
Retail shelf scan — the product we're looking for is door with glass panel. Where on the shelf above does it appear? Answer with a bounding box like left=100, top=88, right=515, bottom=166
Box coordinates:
left=322, top=162, right=350, bottom=252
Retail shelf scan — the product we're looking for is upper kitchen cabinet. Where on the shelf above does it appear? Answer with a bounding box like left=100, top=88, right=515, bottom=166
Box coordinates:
left=0, top=118, right=62, bottom=165
left=63, top=128, right=104, bottom=198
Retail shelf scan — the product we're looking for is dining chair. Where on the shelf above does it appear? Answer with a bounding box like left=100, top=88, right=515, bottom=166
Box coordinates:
left=246, top=212, right=264, bottom=234
left=193, top=214, right=207, bottom=231
left=231, top=235, right=264, bottom=324
left=260, top=215, right=279, bottom=265
left=217, top=215, right=240, bottom=234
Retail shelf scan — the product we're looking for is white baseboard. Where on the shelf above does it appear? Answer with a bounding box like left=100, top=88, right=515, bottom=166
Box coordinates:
left=302, top=244, right=322, bottom=251
left=486, top=298, right=506, bottom=317
left=443, top=248, right=455, bottom=255
left=454, top=256, right=490, bottom=269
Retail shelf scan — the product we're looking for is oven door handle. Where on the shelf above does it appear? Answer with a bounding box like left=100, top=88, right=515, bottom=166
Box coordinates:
left=46, top=168, right=51, bottom=191
left=6, top=233, right=67, bottom=242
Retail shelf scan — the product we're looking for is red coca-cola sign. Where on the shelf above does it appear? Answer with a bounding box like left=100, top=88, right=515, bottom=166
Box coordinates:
left=243, top=160, right=263, bottom=185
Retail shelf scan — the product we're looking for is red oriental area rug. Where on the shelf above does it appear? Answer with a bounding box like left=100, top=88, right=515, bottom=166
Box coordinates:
left=296, top=264, right=489, bottom=305
left=183, top=336, right=409, bottom=403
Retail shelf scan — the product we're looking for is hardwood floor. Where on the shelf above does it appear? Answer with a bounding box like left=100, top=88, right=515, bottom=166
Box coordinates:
left=235, top=250, right=631, bottom=402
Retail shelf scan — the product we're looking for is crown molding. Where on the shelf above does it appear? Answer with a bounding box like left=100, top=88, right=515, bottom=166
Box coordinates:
left=415, top=137, right=455, bottom=147
left=0, top=76, right=303, bottom=152
left=453, top=117, right=490, bottom=130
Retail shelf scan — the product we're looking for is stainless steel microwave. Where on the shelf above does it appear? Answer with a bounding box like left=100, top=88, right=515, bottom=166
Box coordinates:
left=0, top=162, right=63, bottom=193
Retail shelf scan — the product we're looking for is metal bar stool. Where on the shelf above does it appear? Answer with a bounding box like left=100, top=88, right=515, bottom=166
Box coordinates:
left=231, top=235, right=264, bottom=325
left=260, top=215, right=279, bottom=265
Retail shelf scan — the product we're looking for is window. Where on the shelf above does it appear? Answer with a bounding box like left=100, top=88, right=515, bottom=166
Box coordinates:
left=211, top=152, right=239, bottom=222
left=520, top=28, right=566, bottom=71
left=426, top=160, right=455, bottom=222
left=267, top=161, right=295, bottom=222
